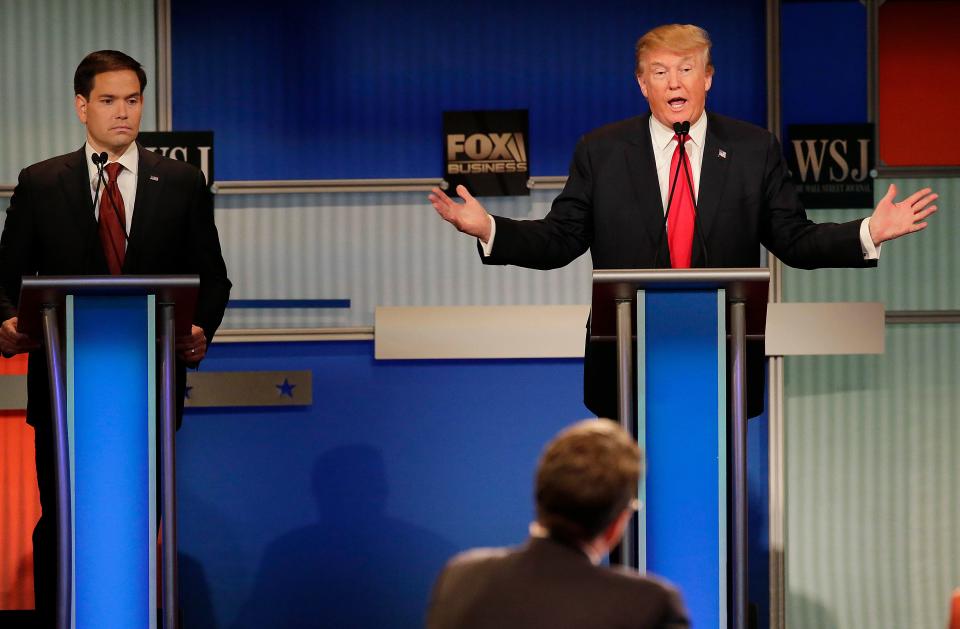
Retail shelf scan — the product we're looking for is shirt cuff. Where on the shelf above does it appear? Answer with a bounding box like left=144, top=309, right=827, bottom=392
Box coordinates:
left=480, top=215, right=496, bottom=257
left=860, top=217, right=881, bottom=260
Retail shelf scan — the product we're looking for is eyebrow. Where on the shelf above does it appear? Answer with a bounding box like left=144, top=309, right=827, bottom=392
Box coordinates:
left=98, top=92, right=142, bottom=99
left=649, top=56, right=696, bottom=68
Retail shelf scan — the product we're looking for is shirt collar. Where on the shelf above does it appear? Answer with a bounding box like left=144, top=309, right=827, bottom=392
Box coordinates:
left=649, top=111, right=708, bottom=151
left=529, top=521, right=599, bottom=564
left=85, top=141, right=140, bottom=185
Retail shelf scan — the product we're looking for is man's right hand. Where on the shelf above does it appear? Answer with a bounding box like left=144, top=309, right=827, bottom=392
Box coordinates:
left=428, top=185, right=492, bottom=243
left=0, top=317, right=39, bottom=357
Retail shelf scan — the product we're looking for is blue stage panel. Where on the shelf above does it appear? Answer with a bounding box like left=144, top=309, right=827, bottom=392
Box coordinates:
left=641, top=290, right=725, bottom=628
left=69, top=296, right=155, bottom=629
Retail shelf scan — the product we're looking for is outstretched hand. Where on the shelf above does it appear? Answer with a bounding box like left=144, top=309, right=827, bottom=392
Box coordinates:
left=869, top=184, right=938, bottom=245
left=428, top=185, right=492, bottom=242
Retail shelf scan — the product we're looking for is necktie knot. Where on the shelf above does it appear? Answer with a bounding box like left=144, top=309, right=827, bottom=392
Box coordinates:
left=673, top=133, right=691, bottom=146
left=105, top=162, right=123, bottom=184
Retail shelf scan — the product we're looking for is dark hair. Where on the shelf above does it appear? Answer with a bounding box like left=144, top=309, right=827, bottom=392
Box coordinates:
left=74, top=50, right=147, bottom=99
left=535, top=419, right=642, bottom=545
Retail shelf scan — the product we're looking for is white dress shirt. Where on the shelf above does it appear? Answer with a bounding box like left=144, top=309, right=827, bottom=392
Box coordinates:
left=84, top=141, right=139, bottom=242
left=649, top=112, right=707, bottom=211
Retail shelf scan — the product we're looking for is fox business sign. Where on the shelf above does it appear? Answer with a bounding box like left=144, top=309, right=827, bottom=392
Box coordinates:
left=138, top=131, right=215, bottom=185
left=786, top=124, right=874, bottom=209
left=443, top=109, right=529, bottom=196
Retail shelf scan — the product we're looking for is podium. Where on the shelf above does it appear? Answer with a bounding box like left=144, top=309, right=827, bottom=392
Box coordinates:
left=591, top=268, right=769, bottom=629
left=18, top=276, right=199, bottom=629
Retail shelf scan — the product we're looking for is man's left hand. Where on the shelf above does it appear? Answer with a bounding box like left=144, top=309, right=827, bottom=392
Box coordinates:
left=176, top=324, right=208, bottom=364
left=869, top=184, right=938, bottom=245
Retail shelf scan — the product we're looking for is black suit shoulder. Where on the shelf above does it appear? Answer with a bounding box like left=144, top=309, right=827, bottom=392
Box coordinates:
left=580, top=115, right=648, bottom=147
left=428, top=539, right=689, bottom=629
left=706, top=111, right=769, bottom=139
left=18, top=150, right=81, bottom=186
left=705, top=112, right=779, bottom=165
left=18, top=145, right=204, bottom=187
left=579, top=111, right=771, bottom=147
left=137, top=144, right=207, bottom=189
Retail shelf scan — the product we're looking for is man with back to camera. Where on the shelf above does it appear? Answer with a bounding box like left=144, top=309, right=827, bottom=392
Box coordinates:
left=426, top=418, right=689, bottom=629
left=0, top=50, right=232, bottom=621
left=429, top=23, right=939, bottom=420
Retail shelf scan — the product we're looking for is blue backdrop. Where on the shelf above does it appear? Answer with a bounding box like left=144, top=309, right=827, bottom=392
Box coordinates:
left=171, top=0, right=766, bottom=180
left=177, top=340, right=587, bottom=628
left=177, top=340, right=772, bottom=628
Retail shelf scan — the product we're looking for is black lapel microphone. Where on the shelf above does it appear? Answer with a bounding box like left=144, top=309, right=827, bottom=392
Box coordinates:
left=92, top=151, right=129, bottom=243
left=91, top=151, right=106, bottom=211
left=652, top=121, right=692, bottom=268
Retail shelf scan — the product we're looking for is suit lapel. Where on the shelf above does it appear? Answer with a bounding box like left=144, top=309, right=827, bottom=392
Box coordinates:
left=623, top=114, right=670, bottom=266
left=60, top=146, right=97, bottom=230
left=59, top=147, right=108, bottom=271
left=694, top=114, right=730, bottom=266
left=125, top=144, right=163, bottom=268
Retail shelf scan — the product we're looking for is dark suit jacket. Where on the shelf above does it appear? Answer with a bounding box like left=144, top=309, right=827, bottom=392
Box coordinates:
left=0, top=144, right=232, bottom=426
left=482, top=112, right=876, bottom=418
left=426, top=536, right=689, bottom=629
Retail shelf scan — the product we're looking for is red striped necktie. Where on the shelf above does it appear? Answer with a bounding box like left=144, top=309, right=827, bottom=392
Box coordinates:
left=98, top=162, right=127, bottom=275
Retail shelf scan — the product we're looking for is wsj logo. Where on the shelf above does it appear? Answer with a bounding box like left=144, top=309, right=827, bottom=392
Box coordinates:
left=786, top=124, right=873, bottom=208
left=790, top=138, right=870, bottom=182
left=144, top=144, right=213, bottom=183
left=446, top=133, right=528, bottom=174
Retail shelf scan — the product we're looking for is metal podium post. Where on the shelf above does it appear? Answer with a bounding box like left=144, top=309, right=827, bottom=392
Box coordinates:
left=42, top=305, right=71, bottom=629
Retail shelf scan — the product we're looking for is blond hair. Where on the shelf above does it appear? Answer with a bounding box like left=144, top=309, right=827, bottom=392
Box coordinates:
left=635, top=24, right=713, bottom=76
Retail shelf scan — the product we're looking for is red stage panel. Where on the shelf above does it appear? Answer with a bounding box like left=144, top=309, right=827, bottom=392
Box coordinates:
left=0, top=354, right=37, bottom=610
left=879, top=0, right=960, bottom=167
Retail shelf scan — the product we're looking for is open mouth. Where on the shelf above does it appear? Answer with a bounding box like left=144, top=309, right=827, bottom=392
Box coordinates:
left=668, top=98, right=687, bottom=111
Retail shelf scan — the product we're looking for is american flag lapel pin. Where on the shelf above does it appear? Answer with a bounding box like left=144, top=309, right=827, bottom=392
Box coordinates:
left=718, top=149, right=727, bottom=159
left=150, top=175, right=159, bottom=181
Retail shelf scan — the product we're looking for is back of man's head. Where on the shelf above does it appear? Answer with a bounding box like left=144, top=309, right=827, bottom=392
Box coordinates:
left=535, top=419, right=642, bottom=545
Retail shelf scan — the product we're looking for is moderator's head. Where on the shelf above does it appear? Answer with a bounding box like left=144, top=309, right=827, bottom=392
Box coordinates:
left=534, top=418, right=642, bottom=545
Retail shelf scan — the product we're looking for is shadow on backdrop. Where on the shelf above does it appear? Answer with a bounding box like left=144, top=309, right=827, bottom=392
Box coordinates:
left=787, top=590, right=840, bottom=629
left=230, top=444, right=457, bottom=629
left=181, top=552, right=217, bottom=629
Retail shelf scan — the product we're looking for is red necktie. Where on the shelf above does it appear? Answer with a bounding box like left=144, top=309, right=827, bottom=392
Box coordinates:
left=98, top=162, right=126, bottom=275
left=667, top=134, right=695, bottom=268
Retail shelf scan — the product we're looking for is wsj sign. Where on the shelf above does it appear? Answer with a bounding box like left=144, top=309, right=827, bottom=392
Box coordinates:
left=138, top=131, right=214, bottom=185
left=443, top=110, right=529, bottom=196
left=786, top=124, right=873, bottom=209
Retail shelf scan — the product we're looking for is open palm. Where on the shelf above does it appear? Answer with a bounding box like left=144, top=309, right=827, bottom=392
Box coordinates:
left=428, top=185, right=492, bottom=242
left=869, top=183, right=938, bottom=245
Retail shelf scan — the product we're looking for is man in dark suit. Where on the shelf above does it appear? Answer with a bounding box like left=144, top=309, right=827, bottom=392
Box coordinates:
left=429, top=23, right=938, bottom=419
left=427, top=418, right=689, bottom=629
left=0, top=50, right=231, bottom=620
